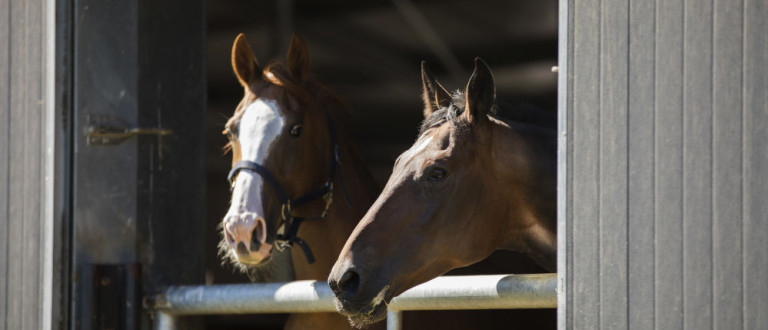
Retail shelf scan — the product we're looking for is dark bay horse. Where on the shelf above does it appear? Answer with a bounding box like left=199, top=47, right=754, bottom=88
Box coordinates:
left=221, top=33, right=380, bottom=329
left=328, top=58, right=557, bottom=327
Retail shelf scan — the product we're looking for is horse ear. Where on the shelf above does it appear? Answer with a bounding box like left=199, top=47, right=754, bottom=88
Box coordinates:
left=421, top=61, right=452, bottom=117
left=464, top=57, right=496, bottom=124
left=231, top=33, right=261, bottom=88
left=287, top=34, right=311, bottom=82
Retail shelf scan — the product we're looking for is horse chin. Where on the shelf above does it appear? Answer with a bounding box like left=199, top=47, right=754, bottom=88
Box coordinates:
left=235, top=252, right=273, bottom=267
left=231, top=238, right=275, bottom=266
left=339, top=301, right=388, bottom=329
left=335, top=286, right=391, bottom=329
left=218, top=238, right=275, bottom=272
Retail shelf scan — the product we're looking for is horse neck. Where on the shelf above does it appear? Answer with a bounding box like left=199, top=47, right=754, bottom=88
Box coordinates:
left=291, top=132, right=380, bottom=280
left=494, top=120, right=558, bottom=271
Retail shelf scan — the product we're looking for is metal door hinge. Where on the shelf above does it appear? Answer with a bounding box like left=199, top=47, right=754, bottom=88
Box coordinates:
left=87, top=126, right=173, bottom=145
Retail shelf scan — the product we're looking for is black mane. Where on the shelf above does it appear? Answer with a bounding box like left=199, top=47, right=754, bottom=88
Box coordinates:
left=419, top=91, right=555, bottom=134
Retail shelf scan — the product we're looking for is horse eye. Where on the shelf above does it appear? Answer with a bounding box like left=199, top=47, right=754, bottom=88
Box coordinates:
left=290, top=124, right=303, bottom=137
left=427, top=167, right=448, bottom=182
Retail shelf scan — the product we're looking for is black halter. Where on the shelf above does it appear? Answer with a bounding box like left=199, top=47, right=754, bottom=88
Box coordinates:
left=227, top=112, right=349, bottom=264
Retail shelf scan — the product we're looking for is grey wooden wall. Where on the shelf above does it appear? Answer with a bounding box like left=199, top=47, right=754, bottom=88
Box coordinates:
left=558, top=0, right=768, bottom=328
left=0, top=0, right=66, bottom=329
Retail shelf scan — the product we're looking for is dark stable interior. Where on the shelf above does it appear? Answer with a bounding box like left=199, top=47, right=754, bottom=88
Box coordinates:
left=204, top=1, right=558, bottom=328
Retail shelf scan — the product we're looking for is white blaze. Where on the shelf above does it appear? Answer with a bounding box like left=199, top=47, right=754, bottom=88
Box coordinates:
left=399, top=135, right=434, bottom=165
left=228, top=99, right=286, bottom=218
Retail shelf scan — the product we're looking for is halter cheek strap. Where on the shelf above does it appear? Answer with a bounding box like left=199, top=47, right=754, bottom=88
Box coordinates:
left=226, top=113, right=350, bottom=264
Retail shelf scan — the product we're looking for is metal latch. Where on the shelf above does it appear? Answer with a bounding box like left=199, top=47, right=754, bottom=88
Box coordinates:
left=87, top=126, right=173, bottom=145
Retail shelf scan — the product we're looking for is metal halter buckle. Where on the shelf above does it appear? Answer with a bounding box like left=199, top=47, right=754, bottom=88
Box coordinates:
left=275, top=216, right=291, bottom=252
left=275, top=239, right=291, bottom=252
left=281, top=200, right=292, bottom=221
left=275, top=201, right=293, bottom=252
left=320, top=182, right=334, bottom=219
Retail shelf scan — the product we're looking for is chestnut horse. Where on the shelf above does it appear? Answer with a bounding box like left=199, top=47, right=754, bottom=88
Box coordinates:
left=328, top=58, right=557, bottom=327
left=220, top=33, right=380, bottom=329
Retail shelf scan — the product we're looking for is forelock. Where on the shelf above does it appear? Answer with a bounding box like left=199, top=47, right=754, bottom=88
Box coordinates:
left=419, top=90, right=469, bottom=134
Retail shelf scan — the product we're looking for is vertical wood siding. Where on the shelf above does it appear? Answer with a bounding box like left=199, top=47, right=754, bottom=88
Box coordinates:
left=742, top=1, right=768, bottom=328
left=561, top=0, right=768, bottom=328
left=0, top=0, right=52, bottom=328
left=626, top=0, right=656, bottom=328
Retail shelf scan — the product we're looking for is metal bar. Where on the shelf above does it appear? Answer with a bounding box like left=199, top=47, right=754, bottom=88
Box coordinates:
left=151, top=274, right=556, bottom=316
left=389, top=274, right=556, bottom=310
left=153, top=280, right=337, bottom=315
left=556, top=0, right=571, bottom=328
left=154, top=311, right=178, bottom=330
left=386, top=310, right=402, bottom=330
left=42, top=0, right=58, bottom=327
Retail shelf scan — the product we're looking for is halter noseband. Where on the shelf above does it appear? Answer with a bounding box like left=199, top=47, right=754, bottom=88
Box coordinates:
left=227, top=112, right=349, bottom=264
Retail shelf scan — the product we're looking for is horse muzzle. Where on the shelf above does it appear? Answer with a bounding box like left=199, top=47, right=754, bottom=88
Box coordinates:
left=328, top=265, right=392, bottom=327
left=223, top=212, right=272, bottom=264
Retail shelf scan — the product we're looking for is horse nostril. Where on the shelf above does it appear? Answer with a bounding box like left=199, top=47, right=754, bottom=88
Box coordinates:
left=236, top=241, right=249, bottom=256
left=329, top=279, right=341, bottom=296
left=250, top=227, right=262, bottom=251
left=338, top=269, right=361, bottom=299
left=249, top=217, right=266, bottom=252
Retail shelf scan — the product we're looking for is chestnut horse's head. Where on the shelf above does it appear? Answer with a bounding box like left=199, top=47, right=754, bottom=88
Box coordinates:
left=220, top=33, right=341, bottom=272
left=328, top=58, right=557, bottom=327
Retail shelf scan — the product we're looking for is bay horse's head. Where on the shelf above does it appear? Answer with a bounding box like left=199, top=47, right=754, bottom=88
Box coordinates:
left=328, top=59, right=556, bottom=326
left=220, top=33, right=341, bottom=271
